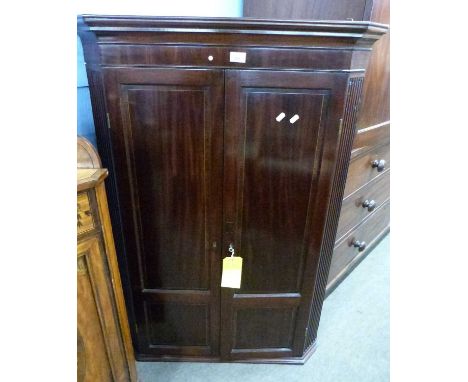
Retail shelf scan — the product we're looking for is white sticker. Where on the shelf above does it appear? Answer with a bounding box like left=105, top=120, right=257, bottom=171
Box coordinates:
left=230, top=51, right=247, bottom=63
left=290, top=114, right=300, bottom=124
left=276, top=112, right=286, bottom=122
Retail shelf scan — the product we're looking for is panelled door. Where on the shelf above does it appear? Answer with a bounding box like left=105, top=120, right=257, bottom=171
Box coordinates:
left=103, top=68, right=225, bottom=357
left=221, top=70, right=347, bottom=360
left=103, top=66, right=347, bottom=360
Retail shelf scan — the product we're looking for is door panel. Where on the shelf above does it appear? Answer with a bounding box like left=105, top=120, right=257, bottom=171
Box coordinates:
left=240, top=89, right=329, bottom=293
left=125, top=85, right=209, bottom=290
left=222, top=70, right=347, bottom=360
left=103, top=68, right=224, bottom=356
left=234, top=307, right=295, bottom=349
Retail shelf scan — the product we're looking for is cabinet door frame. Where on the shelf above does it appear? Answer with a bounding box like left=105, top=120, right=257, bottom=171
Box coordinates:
left=221, top=69, right=348, bottom=360
left=103, top=67, right=225, bottom=357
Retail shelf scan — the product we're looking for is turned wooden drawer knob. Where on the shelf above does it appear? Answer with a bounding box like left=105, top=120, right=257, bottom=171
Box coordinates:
left=362, top=199, right=376, bottom=212
left=371, top=159, right=386, bottom=172
left=351, top=239, right=366, bottom=252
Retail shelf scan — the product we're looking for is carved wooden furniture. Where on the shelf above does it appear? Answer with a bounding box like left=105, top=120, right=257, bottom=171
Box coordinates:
left=78, top=15, right=387, bottom=363
left=77, top=136, right=137, bottom=381
left=243, top=0, right=391, bottom=294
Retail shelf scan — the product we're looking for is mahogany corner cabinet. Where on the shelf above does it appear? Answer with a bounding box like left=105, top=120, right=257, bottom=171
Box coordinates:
left=78, top=15, right=387, bottom=364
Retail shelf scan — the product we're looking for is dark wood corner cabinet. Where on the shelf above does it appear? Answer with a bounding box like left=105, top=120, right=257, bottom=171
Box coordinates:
left=78, top=15, right=387, bottom=364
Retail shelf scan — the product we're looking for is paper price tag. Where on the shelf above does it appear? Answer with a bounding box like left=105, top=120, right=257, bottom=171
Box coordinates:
left=221, top=257, right=243, bottom=289
left=229, top=51, right=247, bottom=63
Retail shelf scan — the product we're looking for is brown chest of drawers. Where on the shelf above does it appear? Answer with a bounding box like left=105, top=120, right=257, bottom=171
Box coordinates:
left=328, top=200, right=390, bottom=283
left=77, top=137, right=137, bottom=381
left=344, top=142, right=390, bottom=198
left=327, top=0, right=391, bottom=294
left=326, top=124, right=390, bottom=294
left=337, top=169, right=390, bottom=241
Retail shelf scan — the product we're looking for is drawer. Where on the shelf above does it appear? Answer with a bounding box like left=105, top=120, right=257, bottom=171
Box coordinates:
left=344, top=142, right=390, bottom=198
left=77, top=191, right=97, bottom=235
left=336, top=170, right=390, bottom=241
left=100, top=44, right=352, bottom=70
left=328, top=201, right=390, bottom=284
left=351, top=122, right=390, bottom=160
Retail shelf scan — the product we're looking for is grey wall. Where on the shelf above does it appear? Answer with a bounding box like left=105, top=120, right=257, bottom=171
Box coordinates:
left=77, top=37, right=97, bottom=146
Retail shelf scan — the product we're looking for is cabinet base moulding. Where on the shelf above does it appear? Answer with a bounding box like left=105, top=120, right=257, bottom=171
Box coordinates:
left=136, top=340, right=317, bottom=365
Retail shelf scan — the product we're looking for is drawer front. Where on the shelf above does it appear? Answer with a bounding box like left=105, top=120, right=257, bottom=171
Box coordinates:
left=351, top=122, right=390, bottom=160
left=328, top=201, right=390, bottom=284
left=100, top=44, right=352, bottom=70
left=77, top=191, right=97, bottom=236
left=336, top=170, right=390, bottom=241
left=344, top=142, right=390, bottom=198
